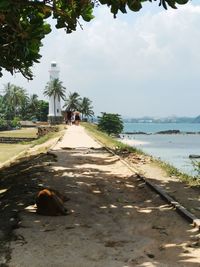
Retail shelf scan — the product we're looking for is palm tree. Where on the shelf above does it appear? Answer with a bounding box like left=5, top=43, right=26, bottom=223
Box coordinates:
left=36, top=100, right=49, bottom=122
left=3, top=83, right=14, bottom=119
left=3, top=83, right=28, bottom=119
left=44, top=78, right=66, bottom=116
left=16, top=87, right=29, bottom=119
left=63, top=92, right=81, bottom=112
left=0, top=95, right=5, bottom=118
left=80, top=97, right=94, bottom=121
left=29, top=94, right=39, bottom=114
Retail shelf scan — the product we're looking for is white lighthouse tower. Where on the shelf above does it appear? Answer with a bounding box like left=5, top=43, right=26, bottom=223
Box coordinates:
left=48, top=61, right=62, bottom=124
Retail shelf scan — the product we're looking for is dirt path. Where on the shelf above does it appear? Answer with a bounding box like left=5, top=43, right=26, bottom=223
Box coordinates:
left=5, top=126, right=200, bottom=266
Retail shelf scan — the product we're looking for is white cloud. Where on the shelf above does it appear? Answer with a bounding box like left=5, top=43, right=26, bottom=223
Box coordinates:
left=1, top=3, right=200, bottom=117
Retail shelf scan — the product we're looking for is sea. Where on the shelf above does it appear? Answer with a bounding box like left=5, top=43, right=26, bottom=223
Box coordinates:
left=120, top=122, right=200, bottom=176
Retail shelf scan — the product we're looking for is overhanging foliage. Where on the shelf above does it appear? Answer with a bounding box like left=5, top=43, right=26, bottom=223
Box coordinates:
left=0, top=0, right=189, bottom=79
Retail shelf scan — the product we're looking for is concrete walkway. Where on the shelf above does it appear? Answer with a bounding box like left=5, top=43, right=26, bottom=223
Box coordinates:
left=8, top=126, right=200, bottom=267
left=53, top=125, right=101, bottom=149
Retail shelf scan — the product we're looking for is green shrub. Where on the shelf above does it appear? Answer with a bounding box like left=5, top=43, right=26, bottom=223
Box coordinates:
left=97, top=113, right=123, bottom=136
left=0, top=118, right=8, bottom=130
left=10, top=117, right=21, bottom=128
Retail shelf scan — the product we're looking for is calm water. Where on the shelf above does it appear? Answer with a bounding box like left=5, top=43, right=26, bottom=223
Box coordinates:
left=121, top=123, right=200, bottom=175
left=123, top=122, right=200, bottom=134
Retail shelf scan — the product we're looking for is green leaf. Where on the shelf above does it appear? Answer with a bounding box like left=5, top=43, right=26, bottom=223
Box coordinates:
left=43, top=23, right=51, bottom=34
left=175, top=0, right=189, bottom=4
left=0, top=1, right=10, bottom=9
left=81, top=6, right=94, bottom=22
left=127, top=0, right=142, bottom=12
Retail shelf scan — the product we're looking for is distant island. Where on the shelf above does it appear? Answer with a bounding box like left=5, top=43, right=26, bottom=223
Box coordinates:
left=123, top=115, right=200, bottom=123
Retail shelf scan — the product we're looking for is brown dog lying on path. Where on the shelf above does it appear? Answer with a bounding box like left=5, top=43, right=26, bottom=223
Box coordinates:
left=36, top=188, right=69, bottom=216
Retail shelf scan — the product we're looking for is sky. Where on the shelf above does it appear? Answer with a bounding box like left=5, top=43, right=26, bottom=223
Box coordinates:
left=0, top=1, right=200, bottom=118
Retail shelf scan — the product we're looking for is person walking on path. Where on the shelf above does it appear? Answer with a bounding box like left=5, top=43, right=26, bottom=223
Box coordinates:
left=74, top=111, right=81, bottom=126
left=66, top=110, right=72, bottom=125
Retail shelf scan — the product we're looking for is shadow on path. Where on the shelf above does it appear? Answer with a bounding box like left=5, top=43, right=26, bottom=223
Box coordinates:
left=0, top=148, right=200, bottom=266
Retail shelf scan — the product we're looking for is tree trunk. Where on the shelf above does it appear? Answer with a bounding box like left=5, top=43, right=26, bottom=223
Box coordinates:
left=54, top=96, right=56, bottom=117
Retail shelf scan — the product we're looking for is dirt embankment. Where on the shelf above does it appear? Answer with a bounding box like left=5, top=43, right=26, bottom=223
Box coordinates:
left=122, top=152, right=200, bottom=220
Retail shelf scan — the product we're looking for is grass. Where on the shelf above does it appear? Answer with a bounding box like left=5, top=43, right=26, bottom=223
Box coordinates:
left=82, top=122, right=143, bottom=154
left=27, top=124, right=65, bottom=146
left=82, top=122, right=200, bottom=187
left=0, top=143, right=31, bottom=163
left=30, top=129, right=64, bottom=146
left=0, top=127, right=37, bottom=138
left=0, top=125, right=66, bottom=164
left=153, top=159, right=200, bottom=186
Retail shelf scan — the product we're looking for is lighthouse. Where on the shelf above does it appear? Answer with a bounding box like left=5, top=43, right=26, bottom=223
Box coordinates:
left=48, top=61, right=62, bottom=124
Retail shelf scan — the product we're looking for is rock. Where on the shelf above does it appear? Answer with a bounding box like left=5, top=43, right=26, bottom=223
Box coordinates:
left=146, top=253, right=155, bottom=258
left=37, top=126, right=59, bottom=137
left=123, top=131, right=147, bottom=135
left=156, top=130, right=180, bottom=134
left=189, top=154, right=200, bottom=159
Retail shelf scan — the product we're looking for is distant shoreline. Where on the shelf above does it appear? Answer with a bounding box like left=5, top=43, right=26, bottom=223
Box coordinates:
left=122, top=130, right=200, bottom=135
left=123, top=117, right=200, bottom=123
left=119, top=130, right=200, bottom=176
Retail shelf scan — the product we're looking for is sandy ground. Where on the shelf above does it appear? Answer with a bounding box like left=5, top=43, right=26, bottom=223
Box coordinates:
left=6, top=126, right=200, bottom=267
